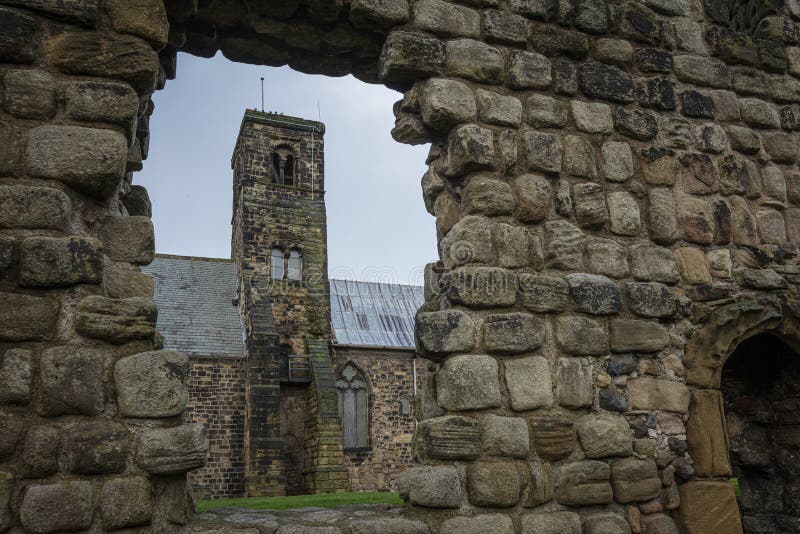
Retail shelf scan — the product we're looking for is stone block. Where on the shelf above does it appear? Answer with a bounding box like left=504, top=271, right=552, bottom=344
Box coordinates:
left=697, top=123, right=726, bottom=154
left=414, top=416, right=480, bottom=461
left=543, top=220, right=585, bottom=270
left=63, top=420, right=132, bottom=474
left=440, top=515, right=513, bottom=534
left=762, top=165, right=788, bottom=206
left=0, top=7, right=40, bottom=64
left=46, top=31, right=159, bottom=94
left=600, top=142, right=633, bottom=184
left=507, top=50, right=552, bottom=90
left=467, top=461, right=524, bottom=507
left=99, top=216, right=155, bottom=265
left=555, top=315, right=608, bottom=356
left=718, top=154, right=751, bottom=196
left=681, top=90, right=714, bottom=118
left=476, top=89, right=521, bottom=127
left=441, top=215, right=493, bottom=268
left=686, top=389, right=731, bottom=477
left=614, top=108, right=658, bottom=140
left=674, top=247, right=712, bottom=285
left=524, top=462, right=554, bottom=507
left=629, top=378, right=690, bottom=413
left=576, top=413, right=632, bottom=458
left=758, top=209, right=787, bottom=244
left=639, top=148, right=677, bottom=186
left=558, top=461, right=613, bottom=506
left=584, top=513, right=632, bottom=534
left=596, top=38, right=633, bottom=66
left=20, top=425, right=59, bottom=478
left=38, top=346, right=103, bottom=417
left=414, top=0, right=480, bottom=38
left=677, top=196, right=714, bottom=245
left=0, top=292, right=59, bottom=341
left=506, top=356, right=553, bottom=411
left=483, top=313, right=544, bottom=354
left=572, top=100, right=613, bottom=133
left=728, top=125, right=761, bottom=154
left=556, top=358, right=593, bottom=408
left=20, top=482, right=93, bottom=533
left=136, top=423, right=207, bottom=475
left=513, top=174, right=552, bottom=223
left=19, top=237, right=103, bottom=288
left=673, top=55, right=730, bottom=88
left=398, top=466, right=461, bottom=508
left=763, top=132, right=798, bottom=164
left=562, top=135, right=597, bottom=178
left=662, top=117, right=692, bottom=148
left=0, top=185, right=71, bottom=231
left=420, top=78, right=476, bottom=131
left=573, top=183, right=606, bottom=229
left=442, top=266, right=516, bottom=308
left=552, top=58, right=578, bottom=95
left=730, top=196, right=759, bottom=246
left=677, top=481, right=743, bottom=534
left=707, top=249, right=732, bottom=278
left=586, top=239, right=629, bottom=278
left=26, top=125, right=127, bottom=199
left=626, top=282, right=675, bottom=318
left=565, top=273, right=620, bottom=315
left=115, top=351, right=189, bottom=418
left=527, top=94, right=569, bottom=128
left=484, top=9, right=529, bottom=45
left=461, top=175, right=514, bottom=216
left=65, top=80, right=139, bottom=135
left=106, top=0, right=169, bottom=46
left=740, top=98, right=781, bottom=129
left=522, top=131, right=562, bottom=174
left=445, top=39, right=504, bottom=84
left=518, top=274, right=569, bottom=312
left=415, top=309, right=476, bottom=358
left=635, top=48, right=673, bottom=74
left=530, top=24, right=589, bottom=58
left=0, top=349, right=31, bottom=405
left=379, top=31, right=445, bottom=83
left=607, top=191, right=641, bottom=236
left=531, top=415, right=576, bottom=460
left=0, top=471, right=10, bottom=531
left=736, top=268, right=788, bottom=289
left=630, top=246, right=680, bottom=284
left=349, top=0, right=410, bottom=30
left=438, top=354, right=501, bottom=411
left=2, top=69, right=56, bottom=119
left=680, top=153, right=719, bottom=195
left=446, top=126, right=495, bottom=176
left=579, top=62, right=635, bottom=103
left=611, top=458, right=661, bottom=503
left=610, top=320, right=669, bottom=353
left=103, top=261, right=155, bottom=299
left=493, top=222, right=531, bottom=268
left=350, top=518, right=428, bottom=534
left=100, top=476, right=153, bottom=529
left=76, top=295, right=157, bottom=343
left=636, top=76, right=676, bottom=111
left=521, top=512, right=581, bottom=534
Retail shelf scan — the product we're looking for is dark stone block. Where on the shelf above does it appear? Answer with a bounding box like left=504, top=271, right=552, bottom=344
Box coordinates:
left=619, top=4, right=661, bottom=44
left=579, top=62, right=635, bottom=103
left=2, top=0, right=97, bottom=25
left=636, top=77, right=676, bottom=111
left=718, top=154, right=750, bottom=196
left=379, top=31, right=445, bottom=84
left=713, top=200, right=732, bottom=244
left=634, top=48, right=673, bottom=73
left=614, top=108, right=658, bottom=140
left=0, top=8, right=40, bottom=64
left=415, top=416, right=480, bottom=460
left=552, top=58, right=577, bottom=96
left=63, top=421, right=132, bottom=474
left=531, top=416, right=576, bottom=461
left=530, top=24, right=589, bottom=59
left=565, top=273, right=621, bottom=315
left=682, top=91, right=714, bottom=118
left=781, top=105, right=800, bottom=131
left=600, top=387, right=630, bottom=412
left=608, top=354, right=635, bottom=376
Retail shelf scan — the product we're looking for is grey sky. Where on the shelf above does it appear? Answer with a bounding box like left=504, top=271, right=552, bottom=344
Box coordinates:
left=137, top=53, right=436, bottom=285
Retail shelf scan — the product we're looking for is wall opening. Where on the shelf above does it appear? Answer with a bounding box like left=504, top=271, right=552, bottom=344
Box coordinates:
left=721, top=334, right=800, bottom=533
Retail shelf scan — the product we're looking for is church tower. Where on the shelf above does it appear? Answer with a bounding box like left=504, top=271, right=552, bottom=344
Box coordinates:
left=231, top=110, right=346, bottom=497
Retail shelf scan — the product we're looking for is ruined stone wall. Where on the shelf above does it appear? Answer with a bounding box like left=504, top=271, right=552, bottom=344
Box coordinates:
left=184, top=357, right=247, bottom=501
left=332, top=346, right=431, bottom=492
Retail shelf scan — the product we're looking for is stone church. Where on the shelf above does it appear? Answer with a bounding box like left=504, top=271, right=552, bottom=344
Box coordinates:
left=143, top=109, right=428, bottom=499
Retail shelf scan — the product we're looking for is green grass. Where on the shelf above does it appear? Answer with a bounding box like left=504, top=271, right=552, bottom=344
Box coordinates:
left=196, top=491, right=403, bottom=513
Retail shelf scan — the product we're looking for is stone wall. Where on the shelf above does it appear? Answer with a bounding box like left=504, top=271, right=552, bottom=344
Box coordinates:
left=184, top=357, right=247, bottom=501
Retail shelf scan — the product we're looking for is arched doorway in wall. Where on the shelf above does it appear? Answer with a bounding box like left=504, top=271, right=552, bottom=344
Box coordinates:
left=722, top=334, right=800, bottom=533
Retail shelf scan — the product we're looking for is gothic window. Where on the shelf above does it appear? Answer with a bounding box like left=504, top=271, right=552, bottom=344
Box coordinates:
left=337, top=363, right=369, bottom=449
left=272, top=147, right=295, bottom=186
left=270, top=247, right=285, bottom=279
left=287, top=249, right=303, bottom=281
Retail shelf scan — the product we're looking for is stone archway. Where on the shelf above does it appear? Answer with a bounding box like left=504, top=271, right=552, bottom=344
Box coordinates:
left=680, top=297, right=800, bottom=534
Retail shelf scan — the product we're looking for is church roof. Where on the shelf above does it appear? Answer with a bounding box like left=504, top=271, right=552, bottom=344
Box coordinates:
left=142, top=255, right=423, bottom=356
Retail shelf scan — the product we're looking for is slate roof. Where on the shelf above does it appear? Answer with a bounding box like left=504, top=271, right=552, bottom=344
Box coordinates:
left=143, top=255, right=245, bottom=357
left=143, top=255, right=423, bottom=355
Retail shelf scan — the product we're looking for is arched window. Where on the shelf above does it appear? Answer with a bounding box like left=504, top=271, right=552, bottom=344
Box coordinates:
left=287, top=249, right=302, bottom=281
left=337, top=363, right=369, bottom=449
left=270, top=247, right=285, bottom=279
left=272, top=147, right=295, bottom=186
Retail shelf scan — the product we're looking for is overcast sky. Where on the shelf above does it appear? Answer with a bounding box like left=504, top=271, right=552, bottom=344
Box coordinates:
left=137, top=53, right=436, bottom=285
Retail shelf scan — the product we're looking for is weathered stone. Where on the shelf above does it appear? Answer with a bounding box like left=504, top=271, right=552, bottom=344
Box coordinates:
left=350, top=0, right=410, bottom=30
left=636, top=76, right=676, bottom=111
left=442, top=266, right=516, bottom=308
left=555, top=178, right=572, bottom=217
left=440, top=215, right=492, bottom=268
left=100, top=476, right=153, bottom=529
left=639, top=148, right=677, bottom=186
left=518, top=274, right=569, bottom=312
left=0, top=184, right=71, bottom=230
left=602, top=141, right=634, bottom=182
left=415, top=416, right=480, bottom=461
left=350, top=518, right=428, bottom=534
left=525, top=462, right=554, bottom=507
left=686, top=390, right=731, bottom=477
left=579, top=63, right=635, bottom=103
left=480, top=415, right=529, bottom=458
left=611, top=458, right=662, bottom=503
left=46, top=32, right=159, bottom=94
left=437, top=354, right=501, bottom=411
left=19, top=237, right=103, bottom=288
left=707, top=249, right=732, bottom=279
left=600, top=386, right=630, bottom=413
left=463, top=177, right=514, bottom=217
left=530, top=24, right=589, bottom=59
left=420, top=78, right=476, bottom=131
left=618, top=3, right=660, bottom=43
left=673, top=55, right=730, bottom=88
left=626, top=282, right=675, bottom=318
left=562, top=135, right=597, bottom=178
left=379, top=31, right=445, bottom=83
left=440, top=515, right=514, bottom=534
left=0, top=7, right=40, bottom=64
left=20, top=482, right=93, bottom=533
left=718, top=154, right=751, bottom=196
left=103, top=261, right=155, bottom=299
left=628, top=378, right=690, bottom=413
left=680, top=153, right=718, bottom=195
left=530, top=416, right=576, bottom=461
left=414, top=0, right=480, bottom=38
left=662, top=118, right=693, bottom=149
left=727, top=125, right=761, bottom=155
left=416, top=310, right=476, bottom=358
left=106, top=0, right=168, bottom=46
left=558, top=461, right=613, bottom=506
left=647, top=188, right=679, bottom=244
left=677, top=481, right=743, bottom=534
left=522, top=131, right=562, bottom=174
left=565, top=273, right=620, bottom=315
left=115, top=351, right=189, bottom=418
left=513, top=174, right=552, bottom=223
left=63, top=420, right=132, bottom=474
left=543, top=220, right=585, bottom=270
left=527, top=94, right=569, bottom=128
left=572, top=100, right=614, bottom=133
left=585, top=513, right=632, bottom=534
left=2, top=69, right=56, bottom=120
left=574, top=183, right=608, bottom=228
left=20, top=426, right=59, bottom=478
left=0, top=349, right=31, bottom=405
left=0, top=236, right=12, bottom=271
left=635, top=48, right=673, bottom=73
left=615, top=108, right=658, bottom=140
left=586, top=240, right=628, bottom=278
left=728, top=196, right=758, bottom=247
left=762, top=166, right=788, bottom=206
left=630, top=246, right=680, bottom=284
left=476, top=89, right=521, bottom=127
left=736, top=268, right=788, bottom=289
left=596, top=38, right=633, bottom=66
left=740, top=98, right=781, bottom=128
left=696, top=124, right=726, bottom=154
left=607, top=192, right=641, bottom=236
left=758, top=209, right=787, bottom=244
left=76, top=296, right=157, bottom=343
left=445, top=39, right=504, bottom=84
left=556, top=358, right=593, bottom=408
left=483, top=313, right=544, bottom=354
left=506, top=356, right=553, bottom=411
left=552, top=58, right=578, bottom=95
left=484, top=9, right=529, bottom=45
left=610, top=320, right=669, bottom=353
left=556, top=315, right=609, bottom=356
left=137, top=423, right=207, bottom=475
left=642, top=514, right=680, bottom=534
left=0, top=292, right=59, bottom=342
left=467, top=461, right=523, bottom=507
left=38, top=346, right=104, bottom=416
left=446, top=125, right=495, bottom=176
left=763, top=132, right=798, bottom=164
left=26, top=125, right=128, bottom=198
left=681, top=90, right=714, bottom=118
left=507, top=50, right=552, bottom=90
left=678, top=196, right=714, bottom=245
left=521, top=512, right=582, bottom=534
left=494, top=223, right=530, bottom=268
left=674, top=247, right=712, bottom=285
left=577, top=414, right=633, bottom=458
left=398, top=466, right=461, bottom=508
